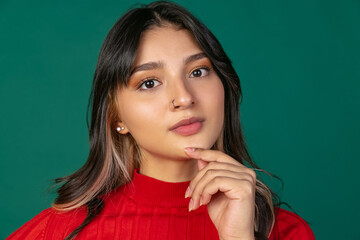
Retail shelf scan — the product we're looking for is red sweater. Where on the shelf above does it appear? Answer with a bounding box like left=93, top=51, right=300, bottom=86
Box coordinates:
left=7, top=169, right=315, bottom=240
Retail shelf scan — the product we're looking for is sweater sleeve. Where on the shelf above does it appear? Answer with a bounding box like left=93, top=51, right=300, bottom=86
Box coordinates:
left=269, top=208, right=315, bottom=240
left=6, top=207, right=88, bottom=240
left=6, top=208, right=54, bottom=240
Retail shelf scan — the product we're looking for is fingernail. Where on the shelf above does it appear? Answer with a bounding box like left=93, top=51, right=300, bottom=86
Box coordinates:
left=184, top=147, right=195, bottom=152
left=185, top=186, right=191, bottom=198
left=189, top=198, right=194, bottom=212
left=199, top=196, right=203, bottom=206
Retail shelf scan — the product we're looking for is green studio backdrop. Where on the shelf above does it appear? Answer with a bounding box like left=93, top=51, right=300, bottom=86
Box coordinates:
left=1, top=0, right=359, bottom=239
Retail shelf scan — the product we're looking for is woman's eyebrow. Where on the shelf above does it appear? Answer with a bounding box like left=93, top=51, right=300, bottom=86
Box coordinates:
left=184, top=52, right=207, bottom=65
left=130, top=61, right=164, bottom=76
left=130, top=52, right=207, bottom=77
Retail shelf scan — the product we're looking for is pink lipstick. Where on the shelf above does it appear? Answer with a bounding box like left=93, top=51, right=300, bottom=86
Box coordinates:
left=169, top=117, right=204, bottom=136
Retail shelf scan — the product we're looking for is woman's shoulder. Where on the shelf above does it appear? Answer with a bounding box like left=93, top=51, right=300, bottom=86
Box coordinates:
left=6, top=206, right=87, bottom=240
left=6, top=208, right=53, bottom=240
left=6, top=186, right=128, bottom=240
left=269, top=208, right=315, bottom=240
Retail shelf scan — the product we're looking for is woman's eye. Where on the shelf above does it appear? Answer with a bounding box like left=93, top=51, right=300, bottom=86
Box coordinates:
left=189, top=67, right=210, bottom=78
left=138, top=79, right=160, bottom=90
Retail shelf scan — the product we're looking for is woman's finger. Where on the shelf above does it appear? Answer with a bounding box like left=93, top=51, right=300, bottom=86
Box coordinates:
left=185, top=149, right=256, bottom=198
left=185, top=161, right=253, bottom=197
left=184, top=147, right=243, bottom=167
left=189, top=169, right=255, bottom=211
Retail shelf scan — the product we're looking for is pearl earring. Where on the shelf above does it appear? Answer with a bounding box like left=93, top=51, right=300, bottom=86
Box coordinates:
left=116, top=127, right=125, bottom=132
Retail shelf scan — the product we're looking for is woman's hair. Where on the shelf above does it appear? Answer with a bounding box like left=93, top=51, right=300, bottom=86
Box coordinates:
left=52, top=1, right=281, bottom=239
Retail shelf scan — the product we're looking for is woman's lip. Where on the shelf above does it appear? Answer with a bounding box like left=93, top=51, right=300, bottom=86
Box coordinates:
left=169, top=117, right=205, bottom=131
left=171, top=121, right=203, bottom=136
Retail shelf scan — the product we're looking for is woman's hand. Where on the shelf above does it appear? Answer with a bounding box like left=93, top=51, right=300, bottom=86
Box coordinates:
left=184, top=147, right=256, bottom=240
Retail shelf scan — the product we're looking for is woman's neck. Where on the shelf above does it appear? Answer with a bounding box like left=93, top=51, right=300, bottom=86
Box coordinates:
left=139, top=153, right=198, bottom=182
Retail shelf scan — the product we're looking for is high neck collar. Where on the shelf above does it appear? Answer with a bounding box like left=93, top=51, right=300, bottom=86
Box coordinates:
left=122, top=168, right=191, bottom=208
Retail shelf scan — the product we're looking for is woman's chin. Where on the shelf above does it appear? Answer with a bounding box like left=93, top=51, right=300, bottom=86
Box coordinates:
left=177, top=143, right=213, bottom=157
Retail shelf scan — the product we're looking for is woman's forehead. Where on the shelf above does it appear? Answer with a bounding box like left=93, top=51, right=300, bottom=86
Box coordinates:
left=133, top=26, right=203, bottom=66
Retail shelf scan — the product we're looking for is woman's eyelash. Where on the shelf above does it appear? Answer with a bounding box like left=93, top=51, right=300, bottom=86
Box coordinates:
left=189, top=65, right=212, bottom=77
left=136, top=79, right=146, bottom=89
left=136, top=77, right=159, bottom=90
left=192, top=65, right=211, bottom=71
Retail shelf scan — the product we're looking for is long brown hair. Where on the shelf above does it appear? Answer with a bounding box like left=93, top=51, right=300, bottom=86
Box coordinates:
left=52, top=1, right=280, bottom=239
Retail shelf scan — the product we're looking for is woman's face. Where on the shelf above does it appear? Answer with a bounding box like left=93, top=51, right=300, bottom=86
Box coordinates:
left=116, top=26, right=224, bottom=161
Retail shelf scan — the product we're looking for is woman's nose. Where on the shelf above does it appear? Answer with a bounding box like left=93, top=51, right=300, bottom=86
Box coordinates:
left=169, top=78, right=195, bottom=110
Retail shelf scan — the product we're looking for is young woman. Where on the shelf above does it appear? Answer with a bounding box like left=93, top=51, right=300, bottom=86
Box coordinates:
left=7, top=1, right=315, bottom=240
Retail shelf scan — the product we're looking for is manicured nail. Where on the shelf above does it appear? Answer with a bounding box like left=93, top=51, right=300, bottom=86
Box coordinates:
left=184, top=147, right=195, bottom=152
left=199, top=196, right=203, bottom=206
left=189, top=198, right=194, bottom=212
left=185, top=186, right=191, bottom=198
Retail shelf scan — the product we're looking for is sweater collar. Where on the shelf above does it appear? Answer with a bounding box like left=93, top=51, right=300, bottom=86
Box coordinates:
left=123, top=168, right=191, bottom=208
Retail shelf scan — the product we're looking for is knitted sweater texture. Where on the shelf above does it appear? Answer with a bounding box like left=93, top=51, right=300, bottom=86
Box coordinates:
left=7, top=168, right=315, bottom=240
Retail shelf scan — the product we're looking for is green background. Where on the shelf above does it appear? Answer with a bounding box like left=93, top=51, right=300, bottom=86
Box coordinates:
left=1, top=0, right=359, bottom=239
